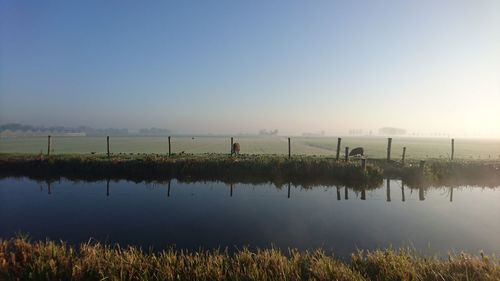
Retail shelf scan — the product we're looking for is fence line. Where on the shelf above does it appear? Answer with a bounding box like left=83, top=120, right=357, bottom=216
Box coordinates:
left=29, top=135, right=497, bottom=162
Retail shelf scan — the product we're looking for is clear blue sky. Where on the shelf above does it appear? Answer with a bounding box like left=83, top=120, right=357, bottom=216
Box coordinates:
left=1, top=0, right=499, bottom=136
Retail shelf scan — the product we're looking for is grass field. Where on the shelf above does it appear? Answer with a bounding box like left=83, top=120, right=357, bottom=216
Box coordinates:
left=1, top=136, right=500, bottom=160
left=1, top=237, right=498, bottom=281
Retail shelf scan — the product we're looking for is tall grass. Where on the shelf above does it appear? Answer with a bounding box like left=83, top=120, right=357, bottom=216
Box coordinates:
left=1, top=237, right=498, bottom=281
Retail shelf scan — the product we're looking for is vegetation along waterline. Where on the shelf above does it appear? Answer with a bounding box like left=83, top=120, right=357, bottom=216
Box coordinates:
left=1, top=237, right=498, bottom=281
left=0, top=153, right=499, bottom=188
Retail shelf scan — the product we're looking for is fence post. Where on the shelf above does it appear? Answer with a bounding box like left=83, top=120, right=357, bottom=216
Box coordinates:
left=106, top=136, right=110, bottom=157
left=419, top=160, right=425, bottom=175
left=288, top=137, right=291, bottom=158
left=168, top=136, right=171, bottom=156
left=231, top=137, right=234, bottom=156
left=451, top=138, right=454, bottom=160
left=345, top=147, right=349, bottom=162
left=402, top=147, right=406, bottom=165
left=47, top=135, right=51, bottom=156
left=336, top=138, right=342, bottom=161
left=361, top=158, right=366, bottom=171
left=387, top=138, right=392, bottom=162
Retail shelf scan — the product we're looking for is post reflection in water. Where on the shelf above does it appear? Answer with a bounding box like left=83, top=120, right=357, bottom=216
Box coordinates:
left=401, top=181, right=405, bottom=202
left=287, top=183, right=291, bottom=199
left=386, top=179, right=391, bottom=202
left=344, top=186, right=348, bottom=200
left=47, top=181, right=52, bottom=195
left=230, top=183, right=233, bottom=197
left=419, top=185, right=425, bottom=201
left=336, top=186, right=341, bottom=201
left=106, top=179, right=110, bottom=197
left=360, top=188, right=366, bottom=200
left=450, top=187, right=453, bottom=202
left=167, top=180, right=171, bottom=197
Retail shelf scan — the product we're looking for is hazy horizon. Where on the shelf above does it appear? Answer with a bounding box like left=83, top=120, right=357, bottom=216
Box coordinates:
left=1, top=1, right=499, bottom=137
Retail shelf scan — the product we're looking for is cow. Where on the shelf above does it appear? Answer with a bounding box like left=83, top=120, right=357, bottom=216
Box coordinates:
left=232, top=143, right=241, bottom=155
left=349, top=147, right=364, bottom=157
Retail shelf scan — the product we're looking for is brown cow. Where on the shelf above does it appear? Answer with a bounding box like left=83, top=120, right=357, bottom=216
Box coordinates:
left=232, top=143, right=241, bottom=155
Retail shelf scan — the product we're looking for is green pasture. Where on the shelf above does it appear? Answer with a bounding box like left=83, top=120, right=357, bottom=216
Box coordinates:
left=1, top=136, right=499, bottom=160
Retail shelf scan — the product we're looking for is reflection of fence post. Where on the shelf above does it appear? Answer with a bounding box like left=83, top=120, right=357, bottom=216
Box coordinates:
left=230, top=183, right=233, bottom=197
left=361, top=188, right=366, bottom=200
left=288, top=137, right=291, bottom=158
left=106, top=179, right=110, bottom=197
left=402, top=147, right=406, bottom=165
left=106, top=136, right=110, bottom=157
left=168, top=136, right=171, bottom=156
left=386, top=179, right=391, bottom=202
left=336, top=138, right=341, bottom=161
left=287, top=183, right=291, bottom=198
left=401, top=182, right=405, bottom=202
left=387, top=138, right=392, bottom=162
left=451, top=138, right=454, bottom=160
left=345, top=147, right=349, bottom=162
left=344, top=186, right=348, bottom=200
left=336, top=186, right=341, bottom=200
left=231, top=137, right=234, bottom=155
left=47, top=135, right=51, bottom=156
left=167, top=180, right=171, bottom=197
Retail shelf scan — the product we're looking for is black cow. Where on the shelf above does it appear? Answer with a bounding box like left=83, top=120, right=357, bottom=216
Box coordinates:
left=349, top=147, right=364, bottom=157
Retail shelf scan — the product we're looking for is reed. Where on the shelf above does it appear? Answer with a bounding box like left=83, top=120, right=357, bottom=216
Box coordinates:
left=0, top=237, right=498, bottom=281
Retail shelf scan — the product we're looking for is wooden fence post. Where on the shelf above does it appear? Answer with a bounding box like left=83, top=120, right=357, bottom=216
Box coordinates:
left=345, top=147, right=349, bottom=162
left=168, top=136, right=171, bottom=156
left=451, top=138, right=454, bottom=160
left=106, top=136, right=110, bottom=157
left=402, top=147, right=406, bottom=165
left=47, top=135, right=51, bottom=156
left=361, top=158, right=366, bottom=171
left=336, top=138, right=342, bottom=161
left=387, top=138, right=392, bottom=162
left=288, top=137, right=291, bottom=158
left=419, top=160, right=425, bottom=175
left=231, top=137, right=234, bottom=156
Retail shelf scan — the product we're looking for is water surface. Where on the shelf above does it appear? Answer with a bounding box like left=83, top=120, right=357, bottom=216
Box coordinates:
left=0, top=178, right=498, bottom=257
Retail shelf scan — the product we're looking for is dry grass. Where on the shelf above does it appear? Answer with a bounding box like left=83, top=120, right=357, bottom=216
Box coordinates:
left=1, top=237, right=498, bottom=281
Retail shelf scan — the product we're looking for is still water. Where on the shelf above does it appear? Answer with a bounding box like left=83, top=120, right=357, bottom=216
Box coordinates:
left=0, top=177, right=499, bottom=257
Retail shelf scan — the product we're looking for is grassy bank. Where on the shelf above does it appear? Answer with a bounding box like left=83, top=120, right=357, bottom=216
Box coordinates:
left=0, top=153, right=383, bottom=187
left=1, top=237, right=498, bottom=281
left=0, top=153, right=499, bottom=188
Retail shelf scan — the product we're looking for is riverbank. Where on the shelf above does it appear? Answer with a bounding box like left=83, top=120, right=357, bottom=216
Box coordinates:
left=0, top=153, right=499, bottom=187
left=1, top=237, right=498, bottom=281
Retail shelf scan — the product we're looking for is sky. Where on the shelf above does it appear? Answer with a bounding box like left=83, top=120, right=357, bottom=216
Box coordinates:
left=1, top=0, right=499, bottom=136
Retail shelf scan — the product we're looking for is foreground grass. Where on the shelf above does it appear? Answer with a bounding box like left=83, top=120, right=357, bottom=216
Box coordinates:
left=0, top=237, right=498, bottom=281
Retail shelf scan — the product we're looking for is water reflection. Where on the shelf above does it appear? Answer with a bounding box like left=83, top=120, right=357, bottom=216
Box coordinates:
left=1, top=177, right=499, bottom=258
left=31, top=178, right=499, bottom=205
